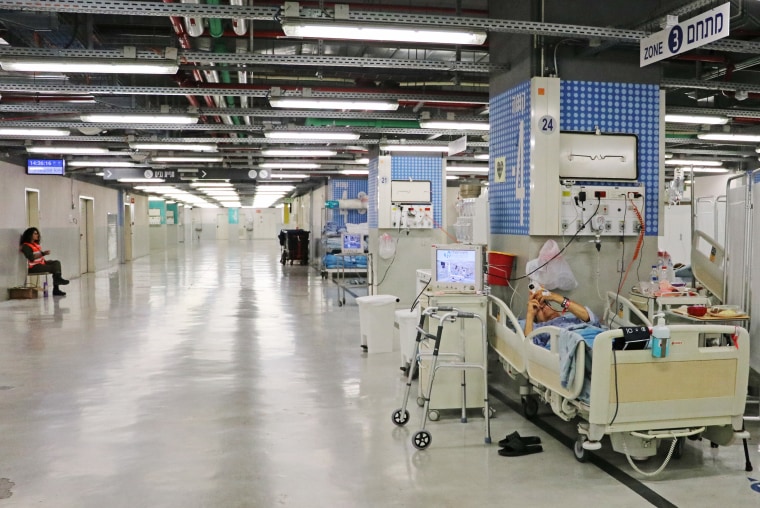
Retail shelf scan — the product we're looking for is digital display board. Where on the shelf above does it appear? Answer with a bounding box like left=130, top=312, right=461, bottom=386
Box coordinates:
left=27, top=159, right=65, bottom=176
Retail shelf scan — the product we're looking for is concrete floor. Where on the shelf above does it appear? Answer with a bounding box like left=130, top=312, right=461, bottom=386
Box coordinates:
left=0, top=239, right=758, bottom=507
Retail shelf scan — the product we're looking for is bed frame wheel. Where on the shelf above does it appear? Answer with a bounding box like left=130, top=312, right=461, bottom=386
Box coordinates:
left=482, top=406, right=496, bottom=418
left=521, top=396, right=538, bottom=419
left=412, top=430, right=432, bottom=450
left=391, top=409, right=410, bottom=426
left=428, top=409, right=440, bottom=421
left=416, top=397, right=425, bottom=407
left=574, top=437, right=589, bottom=462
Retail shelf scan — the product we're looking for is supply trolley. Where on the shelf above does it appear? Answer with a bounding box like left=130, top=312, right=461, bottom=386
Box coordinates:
left=278, top=229, right=310, bottom=265
left=391, top=305, right=492, bottom=450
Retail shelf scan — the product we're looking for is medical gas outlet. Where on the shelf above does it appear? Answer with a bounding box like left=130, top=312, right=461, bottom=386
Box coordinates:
left=559, top=184, right=645, bottom=236
left=391, top=204, right=434, bottom=229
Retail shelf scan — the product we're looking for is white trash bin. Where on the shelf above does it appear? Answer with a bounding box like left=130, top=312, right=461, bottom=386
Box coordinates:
left=395, top=307, right=420, bottom=371
left=356, top=295, right=398, bottom=353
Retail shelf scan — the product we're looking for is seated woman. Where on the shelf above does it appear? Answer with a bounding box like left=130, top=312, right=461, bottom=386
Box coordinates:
left=19, top=227, right=69, bottom=296
left=524, top=290, right=602, bottom=344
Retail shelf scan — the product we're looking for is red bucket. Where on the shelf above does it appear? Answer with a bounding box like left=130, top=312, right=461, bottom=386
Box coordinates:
left=487, top=251, right=515, bottom=286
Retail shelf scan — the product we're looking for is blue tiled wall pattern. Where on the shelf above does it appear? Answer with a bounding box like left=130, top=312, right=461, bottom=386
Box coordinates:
left=368, top=158, right=379, bottom=228
left=490, top=80, right=660, bottom=236
left=391, top=156, right=443, bottom=228
left=489, top=81, right=532, bottom=235
left=327, top=178, right=369, bottom=226
left=560, top=81, right=660, bottom=236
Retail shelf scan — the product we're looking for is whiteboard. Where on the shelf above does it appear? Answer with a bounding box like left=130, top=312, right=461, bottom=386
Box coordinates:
left=559, top=132, right=638, bottom=180
left=391, top=180, right=431, bottom=203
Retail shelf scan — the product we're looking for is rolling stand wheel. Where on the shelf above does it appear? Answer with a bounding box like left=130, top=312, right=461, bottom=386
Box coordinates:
left=416, top=397, right=425, bottom=407
left=428, top=410, right=440, bottom=422
left=521, top=396, right=538, bottom=419
left=391, top=409, right=410, bottom=426
left=412, top=430, right=432, bottom=450
left=574, top=436, right=589, bottom=463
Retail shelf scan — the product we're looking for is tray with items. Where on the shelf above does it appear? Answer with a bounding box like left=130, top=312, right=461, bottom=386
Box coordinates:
left=670, top=304, right=748, bottom=321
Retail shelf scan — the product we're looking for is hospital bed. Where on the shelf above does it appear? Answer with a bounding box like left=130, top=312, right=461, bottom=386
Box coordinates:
left=487, top=293, right=751, bottom=473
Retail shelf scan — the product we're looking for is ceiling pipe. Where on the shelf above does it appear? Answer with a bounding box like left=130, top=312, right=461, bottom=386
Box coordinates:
left=164, top=0, right=220, bottom=119
left=181, top=0, right=205, bottom=37
left=230, top=0, right=248, bottom=36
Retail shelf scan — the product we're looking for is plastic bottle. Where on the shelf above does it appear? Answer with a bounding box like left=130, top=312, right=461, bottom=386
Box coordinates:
left=649, top=265, right=659, bottom=284
left=651, top=313, right=670, bottom=358
left=666, top=254, right=675, bottom=282
left=42, top=279, right=49, bottom=298
left=660, top=265, right=669, bottom=283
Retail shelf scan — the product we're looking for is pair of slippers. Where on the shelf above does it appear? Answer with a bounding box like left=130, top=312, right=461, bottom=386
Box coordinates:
left=497, top=431, right=543, bottom=456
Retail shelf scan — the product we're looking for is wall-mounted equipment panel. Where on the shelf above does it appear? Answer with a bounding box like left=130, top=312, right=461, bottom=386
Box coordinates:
left=559, top=184, right=645, bottom=236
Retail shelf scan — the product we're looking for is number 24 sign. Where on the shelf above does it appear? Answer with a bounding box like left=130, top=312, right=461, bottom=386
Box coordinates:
left=538, top=115, right=556, bottom=134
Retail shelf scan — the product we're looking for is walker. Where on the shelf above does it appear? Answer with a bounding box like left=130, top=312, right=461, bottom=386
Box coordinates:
left=391, top=306, right=491, bottom=450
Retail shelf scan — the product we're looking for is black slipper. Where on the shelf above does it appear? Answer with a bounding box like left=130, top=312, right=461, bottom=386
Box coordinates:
left=498, top=443, right=543, bottom=457
left=498, top=431, right=541, bottom=448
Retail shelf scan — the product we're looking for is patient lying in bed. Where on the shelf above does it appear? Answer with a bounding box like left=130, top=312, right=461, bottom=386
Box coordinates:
left=524, top=290, right=602, bottom=341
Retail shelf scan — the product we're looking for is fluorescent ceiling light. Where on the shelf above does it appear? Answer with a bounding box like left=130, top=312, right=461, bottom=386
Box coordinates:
left=0, top=127, right=69, bottom=137
left=68, top=160, right=139, bottom=168
left=152, top=156, right=223, bottom=163
left=261, top=149, right=337, bottom=157
left=446, top=175, right=460, bottom=180
left=269, top=97, right=398, bottom=111
left=697, top=133, right=760, bottom=142
left=675, top=167, right=729, bottom=173
left=341, top=169, right=369, bottom=175
left=130, top=142, right=217, bottom=152
left=80, top=113, right=198, bottom=124
left=446, top=165, right=489, bottom=174
left=664, top=159, right=722, bottom=166
left=0, top=58, right=179, bottom=74
left=27, top=146, right=110, bottom=155
left=380, top=144, right=449, bottom=152
left=473, top=153, right=489, bottom=160
left=264, top=131, right=360, bottom=140
left=281, top=19, right=487, bottom=45
left=255, top=185, right=295, bottom=192
left=190, top=182, right=230, bottom=187
left=271, top=173, right=308, bottom=179
left=664, top=114, right=729, bottom=125
left=118, top=178, right=166, bottom=183
left=420, top=120, right=490, bottom=131
left=259, top=162, right=320, bottom=169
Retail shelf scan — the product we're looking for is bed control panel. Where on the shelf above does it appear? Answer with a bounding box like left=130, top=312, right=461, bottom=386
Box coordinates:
left=559, top=184, right=645, bottom=236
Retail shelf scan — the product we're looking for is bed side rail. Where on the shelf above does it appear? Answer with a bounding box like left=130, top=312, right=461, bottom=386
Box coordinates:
left=486, top=295, right=527, bottom=375
left=604, top=291, right=652, bottom=328
left=587, top=325, right=750, bottom=429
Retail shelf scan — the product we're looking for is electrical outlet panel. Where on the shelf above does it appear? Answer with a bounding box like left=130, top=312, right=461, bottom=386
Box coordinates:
left=390, top=203, right=434, bottom=229
left=559, top=184, right=644, bottom=236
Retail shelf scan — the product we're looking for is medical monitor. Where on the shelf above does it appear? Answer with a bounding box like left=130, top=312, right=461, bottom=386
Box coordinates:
left=429, top=243, right=484, bottom=293
left=341, top=232, right=364, bottom=254
left=27, top=159, right=65, bottom=176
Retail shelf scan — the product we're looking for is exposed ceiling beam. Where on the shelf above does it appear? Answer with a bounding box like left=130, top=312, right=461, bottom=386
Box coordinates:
left=0, top=47, right=500, bottom=74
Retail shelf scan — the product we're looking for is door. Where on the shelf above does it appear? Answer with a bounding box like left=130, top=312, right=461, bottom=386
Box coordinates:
left=124, top=203, right=133, bottom=261
left=26, top=189, right=40, bottom=227
left=79, top=197, right=95, bottom=274
left=216, top=213, right=229, bottom=240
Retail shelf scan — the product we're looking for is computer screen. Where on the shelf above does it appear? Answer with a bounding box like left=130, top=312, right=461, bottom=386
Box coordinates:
left=429, top=243, right=483, bottom=292
left=341, top=233, right=364, bottom=254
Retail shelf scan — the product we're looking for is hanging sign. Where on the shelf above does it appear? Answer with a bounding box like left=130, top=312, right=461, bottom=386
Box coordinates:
left=640, top=2, right=730, bottom=67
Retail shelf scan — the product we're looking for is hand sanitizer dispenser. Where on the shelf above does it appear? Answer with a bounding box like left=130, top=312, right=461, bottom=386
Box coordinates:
left=651, top=313, right=670, bottom=358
